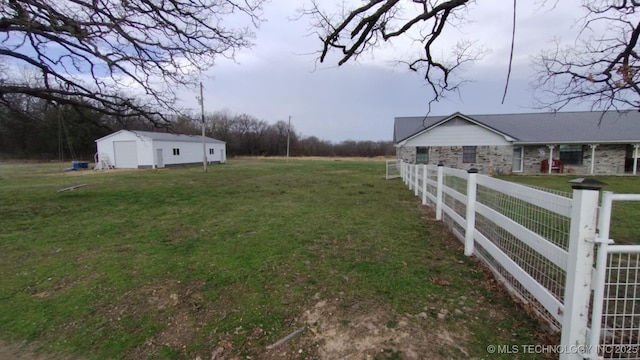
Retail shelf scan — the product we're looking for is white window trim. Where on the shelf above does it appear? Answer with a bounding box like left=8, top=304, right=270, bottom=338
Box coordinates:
left=512, top=146, right=524, bottom=173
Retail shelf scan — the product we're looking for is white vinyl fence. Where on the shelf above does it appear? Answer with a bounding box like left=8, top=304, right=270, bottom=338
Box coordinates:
left=397, top=161, right=640, bottom=360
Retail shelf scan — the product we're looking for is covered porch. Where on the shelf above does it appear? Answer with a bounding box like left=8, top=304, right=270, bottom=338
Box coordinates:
left=517, top=143, right=640, bottom=175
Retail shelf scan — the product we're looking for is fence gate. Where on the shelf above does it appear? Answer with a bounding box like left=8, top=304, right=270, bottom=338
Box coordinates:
left=385, top=159, right=401, bottom=179
left=590, top=192, right=640, bottom=360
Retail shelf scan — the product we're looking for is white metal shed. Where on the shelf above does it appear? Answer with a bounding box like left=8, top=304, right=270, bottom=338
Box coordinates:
left=95, top=130, right=226, bottom=169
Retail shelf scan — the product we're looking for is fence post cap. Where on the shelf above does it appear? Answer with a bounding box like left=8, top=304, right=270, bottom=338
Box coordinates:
left=568, top=178, right=607, bottom=190
left=437, top=161, right=444, bottom=167
left=467, top=168, right=479, bottom=174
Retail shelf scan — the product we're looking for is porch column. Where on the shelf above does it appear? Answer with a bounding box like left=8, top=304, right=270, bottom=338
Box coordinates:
left=589, top=144, right=599, bottom=175
left=547, top=145, right=555, bottom=174
left=634, top=144, right=639, bottom=175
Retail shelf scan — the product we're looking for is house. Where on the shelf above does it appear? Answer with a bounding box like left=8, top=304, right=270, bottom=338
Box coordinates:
left=394, top=111, right=640, bottom=175
left=95, top=130, right=226, bottom=169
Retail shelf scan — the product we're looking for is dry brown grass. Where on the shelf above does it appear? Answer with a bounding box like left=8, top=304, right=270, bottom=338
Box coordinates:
left=232, top=155, right=394, bottom=162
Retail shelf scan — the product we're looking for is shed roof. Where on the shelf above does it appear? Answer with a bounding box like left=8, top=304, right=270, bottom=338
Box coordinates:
left=394, top=111, right=640, bottom=144
left=96, top=130, right=225, bottom=144
left=131, top=130, right=225, bottom=144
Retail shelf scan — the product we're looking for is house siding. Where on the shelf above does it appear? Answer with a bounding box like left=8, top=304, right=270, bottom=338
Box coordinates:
left=152, top=140, right=225, bottom=167
left=403, top=118, right=511, bottom=147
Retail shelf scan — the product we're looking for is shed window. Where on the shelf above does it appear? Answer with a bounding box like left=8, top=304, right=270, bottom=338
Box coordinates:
left=463, top=146, right=477, bottom=163
left=416, top=147, right=429, bottom=163
left=209, top=148, right=214, bottom=155
left=559, top=145, right=583, bottom=165
left=172, top=148, right=180, bottom=156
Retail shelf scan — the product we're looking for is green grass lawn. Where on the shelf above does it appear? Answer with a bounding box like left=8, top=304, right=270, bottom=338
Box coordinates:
left=0, top=159, right=550, bottom=359
left=499, top=174, right=640, bottom=243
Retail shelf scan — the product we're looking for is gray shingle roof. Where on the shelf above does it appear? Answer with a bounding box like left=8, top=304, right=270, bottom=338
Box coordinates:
left=394, top=111, right=640, bottom=144
left=131, top=130, right=225, bottom=144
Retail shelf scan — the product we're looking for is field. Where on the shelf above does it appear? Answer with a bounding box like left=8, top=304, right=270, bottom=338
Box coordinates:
left=0, top=159, right=553, bottom=359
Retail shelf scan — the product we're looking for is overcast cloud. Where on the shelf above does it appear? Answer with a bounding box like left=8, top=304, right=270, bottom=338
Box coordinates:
left=176, top=1, right=592, bottom=142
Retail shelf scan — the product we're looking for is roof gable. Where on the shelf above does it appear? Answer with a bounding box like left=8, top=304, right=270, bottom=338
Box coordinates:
left=94, top=129, right=133, bottom=142
left=393, top=115, right=447, bottom=143
left=395, top=112, right=514, bottom=144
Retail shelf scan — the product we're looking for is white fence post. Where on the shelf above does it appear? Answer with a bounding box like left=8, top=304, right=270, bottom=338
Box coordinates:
left=405, top=161, right=409, bottom=183
left=402, top=161, right=407, bottom=184
left=411, top=163, right=416, bottom=190
left=588, top=190, right=614, bottom=359
left=464, top=168, right=478, bottom=256
left=560, top=178, right=605, bottom=360
left=414, top=163, right=420, bottom=197
left=422, top=164, right=428, bottom=205
left=435, top=162, right=444, bottom=221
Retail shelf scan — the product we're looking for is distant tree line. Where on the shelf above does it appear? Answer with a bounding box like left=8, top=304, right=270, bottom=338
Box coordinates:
left=0, top=97, right=393, bottom=160
left=170, top=109, right=394, bottom=158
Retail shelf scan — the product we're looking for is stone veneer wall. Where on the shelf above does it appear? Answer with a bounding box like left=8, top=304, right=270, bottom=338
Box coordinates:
left=397, top=145, right=514, bottom=175
left=397, top=144, right=629, bottom=175
left=397, top=146, right=416, bottom=163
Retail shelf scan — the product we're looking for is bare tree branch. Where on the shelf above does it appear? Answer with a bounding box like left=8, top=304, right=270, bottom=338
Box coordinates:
left=0, top=0, right=265, bottom=126
left=301, top=0, right=479, bottom=105
left=305, top=0, right=640, bottom=113
left=533, top=0, right=640, bottom=112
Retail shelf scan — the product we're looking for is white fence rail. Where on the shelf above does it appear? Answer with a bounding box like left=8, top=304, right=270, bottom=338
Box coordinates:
left=396, top=160, right=640, bottom=360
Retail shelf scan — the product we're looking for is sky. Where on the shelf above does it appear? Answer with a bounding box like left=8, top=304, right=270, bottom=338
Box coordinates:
left=177, top=1, right=592, bottom=143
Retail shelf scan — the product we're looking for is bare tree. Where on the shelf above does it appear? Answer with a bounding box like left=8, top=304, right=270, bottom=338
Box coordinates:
left=300, top=0, right=486, bottom=109
left=0, top=0, right=265, bottom=125
left=533, top=1, right=640, bottom=112
left=305, top=1, right=640, bottom=113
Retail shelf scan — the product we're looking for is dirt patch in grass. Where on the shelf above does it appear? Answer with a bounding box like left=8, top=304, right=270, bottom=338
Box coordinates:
left=0, top=341, right=82, bottom=360
left=0, top=289, right=532, bottom=360
left=107, top=281, right=215, bottom=359
left=194, top=295, right=472, bottom=360
left=295, top=298, right=468, bottom=359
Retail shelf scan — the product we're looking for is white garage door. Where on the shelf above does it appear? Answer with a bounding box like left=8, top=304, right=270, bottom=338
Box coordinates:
left=113, top=141, right=138, bottom=168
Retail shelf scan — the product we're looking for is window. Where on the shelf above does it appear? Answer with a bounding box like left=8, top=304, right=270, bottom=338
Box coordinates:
left=172, top=148, right=180, bottom=156
left=463, top=146, right=476, bottom=163
left=209, top=148, right=214, bottom=155
left=416, top=147, right=429, bottom=163
left=559, top=145, right=583, bottom=165
left=512, top=146, right=523, bottom=172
